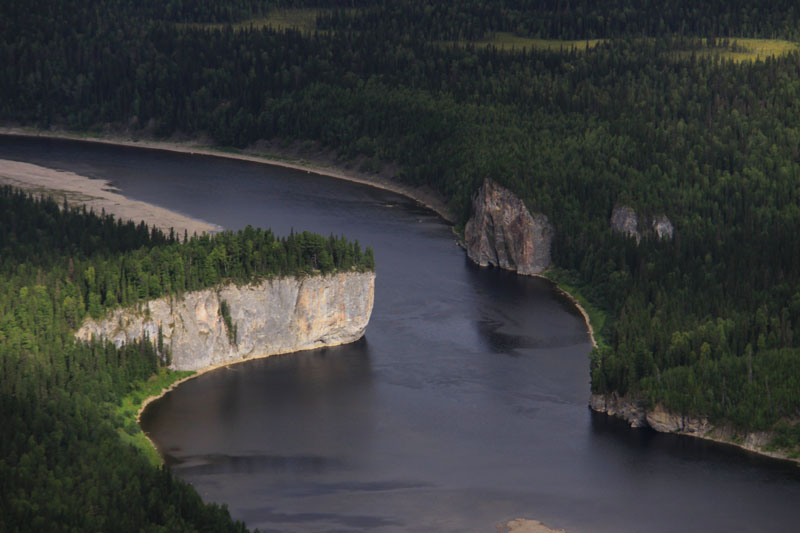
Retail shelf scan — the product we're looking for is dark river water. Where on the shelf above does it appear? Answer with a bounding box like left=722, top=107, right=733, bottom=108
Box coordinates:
left=3, top=135, right=800, bottom=532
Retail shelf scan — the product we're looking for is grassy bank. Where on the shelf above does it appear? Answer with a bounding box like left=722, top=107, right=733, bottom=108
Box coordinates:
left=114, top=368, right=195, bottom=465
left=543, top=268, right=608, bottom=349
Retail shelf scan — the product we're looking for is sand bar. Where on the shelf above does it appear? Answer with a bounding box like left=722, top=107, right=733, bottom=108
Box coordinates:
left=501, top=518, right=568, bottom=533
left=0, top=158, right=221, bottom=237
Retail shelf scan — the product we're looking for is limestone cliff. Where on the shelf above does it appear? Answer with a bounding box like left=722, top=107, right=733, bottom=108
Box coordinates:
left=76, top=272, right=375, bottom=371
left=464, top=179, right=553, bottom=275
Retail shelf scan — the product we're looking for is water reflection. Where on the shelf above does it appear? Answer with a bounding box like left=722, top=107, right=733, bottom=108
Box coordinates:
left=466, top=260, right=589, bottom=356
left=143, top=340, right=376, bottom=474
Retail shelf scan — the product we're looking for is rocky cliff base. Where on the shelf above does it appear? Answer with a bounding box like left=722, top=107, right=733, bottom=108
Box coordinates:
left=464, top=179, right=553, bottom=275
left=77, top=272, right=375, bottom=371
left=590, top=393, right=796, bottom=463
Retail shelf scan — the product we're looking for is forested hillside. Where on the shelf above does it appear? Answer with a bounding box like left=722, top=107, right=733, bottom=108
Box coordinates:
left=4, top=3, right=800, bottom=524
left=0, top=186, right=372, bottom=530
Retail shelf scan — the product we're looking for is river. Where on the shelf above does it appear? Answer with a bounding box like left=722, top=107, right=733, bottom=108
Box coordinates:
left=2, top=135, right=800, bottom=532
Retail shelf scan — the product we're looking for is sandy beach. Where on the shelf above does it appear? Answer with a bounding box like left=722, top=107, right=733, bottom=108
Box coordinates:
left=0, top=158, right=221, bottom=237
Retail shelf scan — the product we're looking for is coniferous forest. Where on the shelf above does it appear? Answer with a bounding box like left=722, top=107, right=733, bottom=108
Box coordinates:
left=4, top=0, right=800, bottom=528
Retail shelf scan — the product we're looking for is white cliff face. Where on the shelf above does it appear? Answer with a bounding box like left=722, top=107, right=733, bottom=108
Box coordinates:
left=76, top=272, right=375, bottom=371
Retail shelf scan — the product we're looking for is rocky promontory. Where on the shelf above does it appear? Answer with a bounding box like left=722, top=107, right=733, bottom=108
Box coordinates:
left=464, top=179, right=553, bottom=275
left=76, top=272, right=375, bottom=371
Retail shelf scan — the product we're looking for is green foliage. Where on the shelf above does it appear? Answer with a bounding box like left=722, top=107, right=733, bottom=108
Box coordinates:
left=219, top=299, right=237, bottom=345
left=317, top=1, right=800, bottom=41
left=0, top=187, right=374, bottom=530
left=115, top=368, right=195, bottom=465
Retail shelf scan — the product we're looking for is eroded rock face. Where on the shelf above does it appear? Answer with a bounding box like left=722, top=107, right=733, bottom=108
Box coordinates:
left=610, top=205, right=674, bottom=242
left=464, top=179, right=553, bottom=275
left=645, top=403, right=710, bottom=434
left=591, top=394, right=710, bottom=434
left=76, top=272, right=375, bottom=371
left=590, top=392, right=648, bottom=428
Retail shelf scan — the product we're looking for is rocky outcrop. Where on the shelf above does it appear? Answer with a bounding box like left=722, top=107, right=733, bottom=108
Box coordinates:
left=591, top=393, right=800, bottom=463
left=610, top=206, right=640, bottom=242
left=591, top=393, right=711, bottom=433
left=651, top=215, right=674, bottom=240
left=76, top=272, right=375, bottom=371
left=610, top=205, right=673, bottom=242
left=645, top=403, right=710, bottom=434
left=465, top=179, right=553, bottom=275
left=590, top=392, right=648, bottom=427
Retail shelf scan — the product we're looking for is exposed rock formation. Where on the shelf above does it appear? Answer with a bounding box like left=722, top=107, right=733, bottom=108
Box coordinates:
left=76, top=272, right=375, bottom=371
left=610, top=205, right=674, bottom=242
left=591, top=393, right=711, bottom=433
left=651, top=214, right=674, bottom=240
left=610, top=206, right=640, bottom=242
left=645, top=403, right=710, bottom=434
left=590, top=392, right=648, bottom=427
left=464, top=179, right=553, bottom=275
left=592, top=393, right=799, bottom=463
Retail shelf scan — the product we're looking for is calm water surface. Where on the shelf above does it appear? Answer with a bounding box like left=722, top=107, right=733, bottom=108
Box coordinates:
left=3, top=136, right=800, bottom=532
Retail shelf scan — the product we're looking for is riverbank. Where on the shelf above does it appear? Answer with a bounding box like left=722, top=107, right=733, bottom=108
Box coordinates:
left=0, top=158, right=221, bottom=237
left=2, top=127, right=608, bottom=350
left=0, top=126, right=455, bottom=224
left=542, top=276, right=599, bottom=349
left=134, top=335, right=372, bottom=463
left=591, top=393, right=800, bottom=466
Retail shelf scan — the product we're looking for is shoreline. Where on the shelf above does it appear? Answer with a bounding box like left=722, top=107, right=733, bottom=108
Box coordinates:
left=135, top=352, right=279, bottom=459
left=0, top=127, right=455, bottom=224
left=591, top=394, right=800, bottom=466
left=693, top=426, right=800, bottom=465
left=542, top=277, right=598, bottom=348
left=135, top=335, right=370, bottom=461
left=0, top=158, right=221, bottom=237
